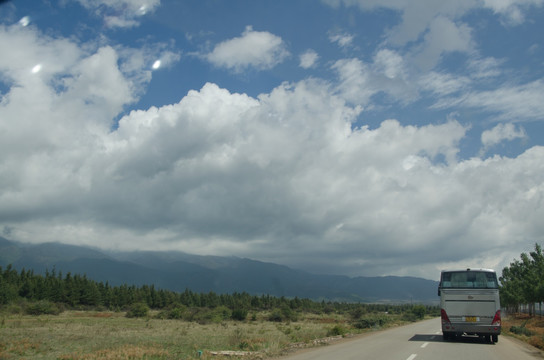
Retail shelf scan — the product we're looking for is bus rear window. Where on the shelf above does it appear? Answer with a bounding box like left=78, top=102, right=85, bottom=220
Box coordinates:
left=440, top=271, right=498, bottom=289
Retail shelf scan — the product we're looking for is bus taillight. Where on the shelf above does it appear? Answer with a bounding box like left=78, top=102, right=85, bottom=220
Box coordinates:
left=441, top=309, right=452, bottom=328
left=492, top=310, right=501, bottom=326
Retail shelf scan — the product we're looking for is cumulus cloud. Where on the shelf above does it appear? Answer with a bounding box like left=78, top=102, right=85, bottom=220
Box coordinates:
left=373, top=49, right=405, bottom=80
left=299, top=49, right=319, bottom=69
left=74, top=0, right=161, bottom=28
left=1, top=20, right=544, bottom=279
left=481, top=123, right=527, bottom=153
left=206, top=26, right=290, bottom=72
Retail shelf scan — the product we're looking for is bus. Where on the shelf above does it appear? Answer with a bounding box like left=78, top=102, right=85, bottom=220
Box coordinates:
left=438, top=268, right=501, bottom=343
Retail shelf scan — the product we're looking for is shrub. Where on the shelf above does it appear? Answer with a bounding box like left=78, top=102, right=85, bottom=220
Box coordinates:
left=191, top=306, right=231, bottom=324
left=268, top=309, right=283, bottom=322
left=510, top=325, right=534, bottom=336
left=268, top=305, right=298, bottom=322
left=350, top=306, right=365, bottom=320
left=25, top=300, right=62, bottom=315
left=411, top=305, right=426, bottom=319
left=126, top=302, right=149, bottom=318
left=353, top=314, right=390, bottom=329
left=281, top=305, right=298, bottom=322
left=168, top=305, right=187, bottom=320
left=231, top=308, right=248, bottom=321
left=327, top=325, right=347, bottom=337
left=155, top=310, right=168, bottom=319
left=4, top=303, right=23, bottom=315
left=402, top=312, right=418, bottom=322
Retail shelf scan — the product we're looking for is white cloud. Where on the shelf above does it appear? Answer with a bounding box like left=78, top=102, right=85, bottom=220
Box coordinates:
left=2, top=19, right=544, bottom=279
left=419, top=71, right=471, bottom=96
left=432, top=80, right=544, bottom=121
left=482, top=0, right=544, bottom=25
left=332, top=58, right=375, bottom=105
left=206, top=26, right=290, bottom=72
left=323, top=0, right=542, bottom=38
left=481, top=123, right=527, bottom=151
left=467, top=57, right=504, bottom=79
left=74, top=0, right=160, bottom=28
left=329, top=32, right=355, bottom=48
left=322, top=0, right=540, bottom=73
left=299, top=49, right=319, bottom=69
left=332, top=54, right=417, bottom=106
left=412, top=16, right=473, bottom=70
left=373, top=49, right=405, bottom=80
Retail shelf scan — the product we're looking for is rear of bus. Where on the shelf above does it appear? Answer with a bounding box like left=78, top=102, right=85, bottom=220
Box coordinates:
left=438, top=269, right=501, bottom=343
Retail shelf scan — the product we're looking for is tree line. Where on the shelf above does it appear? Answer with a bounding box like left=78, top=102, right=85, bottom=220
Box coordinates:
left=0, top=264, right=437, bottom=322
left=500, top=243, right=544, bottom=315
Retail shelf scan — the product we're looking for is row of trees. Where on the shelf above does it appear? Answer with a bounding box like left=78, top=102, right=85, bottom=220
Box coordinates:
left=500, top=243, right=544, bottom=315
left=0, top=264, right=436, bottom=321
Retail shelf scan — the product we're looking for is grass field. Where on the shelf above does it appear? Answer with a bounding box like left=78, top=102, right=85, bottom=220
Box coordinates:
left=0, top=310, right=414, bottom=359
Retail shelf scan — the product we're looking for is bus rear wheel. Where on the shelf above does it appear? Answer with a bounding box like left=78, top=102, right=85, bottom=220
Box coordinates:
left=492, top=335, right=498, bottom=343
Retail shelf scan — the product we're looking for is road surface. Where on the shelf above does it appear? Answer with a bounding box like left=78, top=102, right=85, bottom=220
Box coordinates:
left=279, top=318, right=543, bottom=360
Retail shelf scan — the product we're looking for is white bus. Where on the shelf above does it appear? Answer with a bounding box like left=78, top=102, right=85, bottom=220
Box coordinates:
left=438, top=268, right=501, bottom=343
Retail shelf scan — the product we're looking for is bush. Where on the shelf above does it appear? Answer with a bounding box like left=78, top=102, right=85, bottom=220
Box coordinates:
left=191, top=306, right=232, bottom=324
left=268, top=306, right=298, bottom=322
left=231, top=308, right=248, bottom=321
left=327, top=325, right=347, bottom=337
left=25, top=300, right=62, bottom=315
left=268, top=309, right=283, bottom=322
left=510, top=325, right=534, bottom=336
left=353, top=314, right=390, bottom=329
left=168, top=305, right=187, bottom=319
left=350, top=306, right=365, bottom=320
left=402, top=312, right=418, bottom=322
left=4, top=303, right=23, bottom=315
left=411, top=305, right=426, bottom=319
left=126, top=302, right=149, bottom=318
left=281, top=305, right=298, bottom=322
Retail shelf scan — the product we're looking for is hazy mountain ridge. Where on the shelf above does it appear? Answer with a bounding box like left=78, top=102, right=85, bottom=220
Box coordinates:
left=0, top=237, right=439, bottom=303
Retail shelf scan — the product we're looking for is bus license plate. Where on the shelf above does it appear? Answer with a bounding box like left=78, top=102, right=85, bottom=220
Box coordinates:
left=465, top=316, right=478, bottom=322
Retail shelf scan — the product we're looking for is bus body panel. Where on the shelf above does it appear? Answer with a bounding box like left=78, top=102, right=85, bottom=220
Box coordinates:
left=439, top=269, right=501, bottom=341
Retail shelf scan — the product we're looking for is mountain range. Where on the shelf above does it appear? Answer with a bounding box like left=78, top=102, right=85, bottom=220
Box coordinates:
left=0, top=236, right=439, bottom=303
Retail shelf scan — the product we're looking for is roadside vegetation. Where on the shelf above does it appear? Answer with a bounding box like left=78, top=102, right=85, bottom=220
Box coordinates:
left=0, top=264, right=438, bottom=359
left=500, top=243, right=544, bottom=316
left=499, top=243, right=544, bottom=351
left=503, top=313, right=544, bottom=350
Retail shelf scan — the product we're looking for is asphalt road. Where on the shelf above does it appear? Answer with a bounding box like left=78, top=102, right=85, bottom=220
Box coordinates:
left=279, top=318, right=544, bottom=360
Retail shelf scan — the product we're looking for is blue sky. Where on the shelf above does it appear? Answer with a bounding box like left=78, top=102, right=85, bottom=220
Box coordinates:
left=1, top=0, right=544, bottom=280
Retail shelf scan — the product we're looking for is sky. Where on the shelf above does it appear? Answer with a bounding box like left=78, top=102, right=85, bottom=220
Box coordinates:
left=1, top=0, right=543, bottom=280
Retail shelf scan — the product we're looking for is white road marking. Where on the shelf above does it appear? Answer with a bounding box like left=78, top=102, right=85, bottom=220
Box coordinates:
left=406, top=354, right=417, bottom=360
left=421, top=342, right=429, bottom=348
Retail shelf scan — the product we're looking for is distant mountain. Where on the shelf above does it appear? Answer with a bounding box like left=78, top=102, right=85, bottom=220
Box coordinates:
left=0, top=237, right=439, bottom=303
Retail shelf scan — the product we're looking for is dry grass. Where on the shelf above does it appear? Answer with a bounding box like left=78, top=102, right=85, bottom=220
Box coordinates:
left=0, top=310, right=380, bottom=360
left=58, top=345, right=169, bottom=360
left=503, top=313, right=544, bottom=350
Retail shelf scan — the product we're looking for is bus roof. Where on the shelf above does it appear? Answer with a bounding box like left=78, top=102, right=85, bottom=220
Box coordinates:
left=441, top=268, right=496, bottom=273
